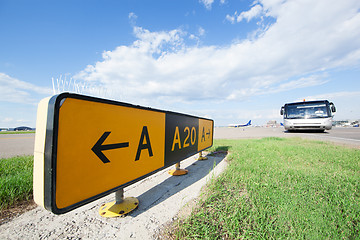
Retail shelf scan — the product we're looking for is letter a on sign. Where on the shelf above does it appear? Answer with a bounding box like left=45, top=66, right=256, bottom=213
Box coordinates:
left=171, top=126, right=181, bottom=151
left=201, top=127, right=206, bottom=142
left=135, top=126, right=153, bottom=161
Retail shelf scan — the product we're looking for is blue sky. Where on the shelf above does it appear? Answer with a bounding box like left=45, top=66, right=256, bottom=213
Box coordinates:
left=1, top=0, right=360, bottom=127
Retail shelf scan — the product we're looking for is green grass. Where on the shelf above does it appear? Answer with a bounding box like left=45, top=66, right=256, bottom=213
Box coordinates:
left=0, top=131, right=35, bottom=134
left=0, top=156, right=33, bottom=209
left=173, top=138, right=360, bottom=239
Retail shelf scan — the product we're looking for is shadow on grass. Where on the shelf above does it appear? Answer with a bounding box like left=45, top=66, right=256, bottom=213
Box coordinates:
left=211, top=145, right=231, bottom=152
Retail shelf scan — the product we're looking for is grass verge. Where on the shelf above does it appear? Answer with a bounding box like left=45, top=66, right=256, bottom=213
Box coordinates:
left=0, top=156, right=33, bottom=210
left=170, top=138, right=360, bottom=239
left=0, top=131, right=35, bottom=134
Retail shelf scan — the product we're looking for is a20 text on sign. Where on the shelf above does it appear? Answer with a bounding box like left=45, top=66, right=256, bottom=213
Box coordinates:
left=33, top=93, right=213, bottom=214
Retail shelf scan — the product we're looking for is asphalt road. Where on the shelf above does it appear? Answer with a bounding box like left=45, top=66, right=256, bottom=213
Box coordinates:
left=0, top=127, right=359, bottom=159
left=214, top=126, right=360, bottom=148
left=0, top=133, right=35, bottom=158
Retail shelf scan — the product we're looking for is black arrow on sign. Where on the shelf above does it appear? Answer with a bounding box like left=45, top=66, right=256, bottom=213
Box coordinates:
left=91, top=132, right=129, bottom=164
left=206, top=129, right=210, bottom=138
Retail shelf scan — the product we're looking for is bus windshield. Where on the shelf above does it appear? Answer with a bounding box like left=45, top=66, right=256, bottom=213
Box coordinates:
left=285, top=102, right=330, bottom=119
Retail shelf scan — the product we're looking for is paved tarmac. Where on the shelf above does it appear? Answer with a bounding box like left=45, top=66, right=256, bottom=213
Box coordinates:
left=0, top=127, right=359, bottom=159
left=0, top=133, right=35, bottom=158
left=214, top=126, right=360, bottom=148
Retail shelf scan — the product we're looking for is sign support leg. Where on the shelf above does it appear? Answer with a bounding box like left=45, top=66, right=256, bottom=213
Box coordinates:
left=197, top=151, right=208, bottom=161
left=99, top=188, right=139, bottom=217
left=115, top=188, right=124, bottom=204
left=168, top=162, right=188, bottom=176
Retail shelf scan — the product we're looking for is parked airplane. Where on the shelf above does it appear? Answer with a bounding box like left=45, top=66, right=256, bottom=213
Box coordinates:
left=228, top=120, right=252, bottom=128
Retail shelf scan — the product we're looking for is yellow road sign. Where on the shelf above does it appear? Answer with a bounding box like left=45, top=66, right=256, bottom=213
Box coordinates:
left=33, top=93, right=213, bottom=214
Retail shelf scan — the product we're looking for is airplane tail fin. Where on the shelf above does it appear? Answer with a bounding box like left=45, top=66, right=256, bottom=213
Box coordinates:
left=247, top=120, right=252, bottom=126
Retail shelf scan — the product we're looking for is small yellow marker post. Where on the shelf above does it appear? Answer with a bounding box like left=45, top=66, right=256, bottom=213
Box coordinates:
left=99, top=188, right=139, bottom=217
left=197, top=151, right=208, bottom=161
left=168, top=162, right=188, bottom=176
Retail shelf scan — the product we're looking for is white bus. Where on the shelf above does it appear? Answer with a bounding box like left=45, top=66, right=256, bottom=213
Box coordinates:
left=280, top=100, right=336, bottom=132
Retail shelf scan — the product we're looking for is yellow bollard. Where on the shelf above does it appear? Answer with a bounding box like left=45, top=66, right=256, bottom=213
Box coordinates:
left=197, top=151, right=208, bottom=161
left=168, top=162, right=188, bottom=176
left=98, top=188, right=139, bottom=217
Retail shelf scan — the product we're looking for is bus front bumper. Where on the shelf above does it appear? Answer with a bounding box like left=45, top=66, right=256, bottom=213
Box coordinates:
left=284, top=119, right=332, bottom=131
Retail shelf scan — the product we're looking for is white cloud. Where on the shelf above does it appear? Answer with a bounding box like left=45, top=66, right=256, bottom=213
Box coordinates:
left=128, top=12, right=138, bottom=25
left=225, top=4, right=264, bottom=24
left=226, top=74, right=329, bottom=100
left=271, top=75, right=329, bottom=93
left=198, top=27, right=205, bottom=36
left=189, top=27, right=206, bottom=43
left=237, top=4, right=263, bottom=22
left=132, top=26, right=185, bottom=54
left=225, top=14, right=235, bottom=24
left=75, top=0, right=360, bottom=108
left=200, top=0, right=215, bottom=10
left=129, top=12, right=137, bottom=20
left=302, top=91, right=360, bottom=102
left=0, top=73, right=52, bottom=104
left=200, top=0, right=227, bottom=9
